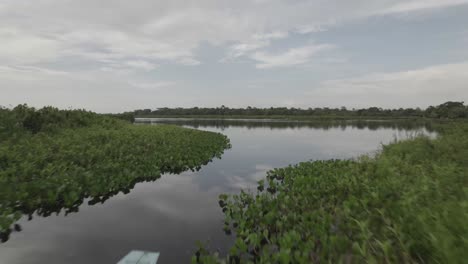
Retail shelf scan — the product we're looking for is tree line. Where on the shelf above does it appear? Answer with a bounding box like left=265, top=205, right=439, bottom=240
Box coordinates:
left=132, top=101, right=468, bottom=119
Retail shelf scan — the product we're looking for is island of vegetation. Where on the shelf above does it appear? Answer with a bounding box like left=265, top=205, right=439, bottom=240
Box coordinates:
left=0, top=105, right=231, bottom=242
left=194, top=120, right=468, bottom=263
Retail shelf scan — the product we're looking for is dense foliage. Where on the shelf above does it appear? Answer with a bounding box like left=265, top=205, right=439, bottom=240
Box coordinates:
left=0, top=104, right=121, bottom=137
left=195, top=122, right=468, bottom=263
left=0, top=105, right=230, bottom=242
left=134, top=102, right=468, bottom=119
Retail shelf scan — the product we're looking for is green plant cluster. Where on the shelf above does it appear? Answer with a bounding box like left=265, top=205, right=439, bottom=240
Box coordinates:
left=0, top=105, right=230, bottom=242
left=0, top=104, right=124, bottom=137
left=195, top=123, right=468, bottom=263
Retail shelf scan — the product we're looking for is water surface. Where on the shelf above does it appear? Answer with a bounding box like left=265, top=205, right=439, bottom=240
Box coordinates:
left=0, top=119, right=433, bottom=263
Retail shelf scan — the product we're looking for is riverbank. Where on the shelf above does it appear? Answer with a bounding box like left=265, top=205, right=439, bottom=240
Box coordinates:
left=197, top=121, right=468, bottom=263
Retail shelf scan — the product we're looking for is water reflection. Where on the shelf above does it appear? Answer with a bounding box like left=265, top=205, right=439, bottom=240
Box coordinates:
left=0, top=119, right=434, bottom=263
left=136, top=118, right=435, bottom=132
left=0, top=148, right=220, bottom=244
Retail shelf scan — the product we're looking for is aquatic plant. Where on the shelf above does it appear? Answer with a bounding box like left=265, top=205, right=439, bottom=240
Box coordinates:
left=195, top=122, right=468, bottom=263
left=0, top=106, right=231, bottom=242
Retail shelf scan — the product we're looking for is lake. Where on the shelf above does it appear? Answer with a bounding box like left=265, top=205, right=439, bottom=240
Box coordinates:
left=0, top=119, right=434, bottom=263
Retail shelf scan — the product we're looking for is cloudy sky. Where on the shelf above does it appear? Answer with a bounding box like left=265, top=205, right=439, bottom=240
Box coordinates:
left=1, top=0, right=468, bottom=112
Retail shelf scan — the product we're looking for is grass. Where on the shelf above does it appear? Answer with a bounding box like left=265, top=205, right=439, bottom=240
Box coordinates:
left=195, top=122, right=468, bottom=263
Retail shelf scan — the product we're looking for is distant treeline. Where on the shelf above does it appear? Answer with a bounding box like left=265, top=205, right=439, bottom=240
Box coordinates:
left=132, top=101, right=468, bottom=119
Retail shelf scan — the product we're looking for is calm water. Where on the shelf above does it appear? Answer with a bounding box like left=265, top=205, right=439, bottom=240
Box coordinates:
left=0, top=119, right=433, bottom=264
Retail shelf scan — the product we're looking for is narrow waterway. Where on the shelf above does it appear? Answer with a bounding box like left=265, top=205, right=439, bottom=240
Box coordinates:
left=0, top=119, right=434, bottom=263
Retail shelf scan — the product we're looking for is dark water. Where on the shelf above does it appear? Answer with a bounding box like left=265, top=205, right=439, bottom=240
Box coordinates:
left=0, top=119, right=434, bottom=264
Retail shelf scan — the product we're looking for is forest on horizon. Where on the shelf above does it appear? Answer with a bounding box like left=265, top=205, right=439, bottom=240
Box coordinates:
left=131, top=101, right=468, bottom=119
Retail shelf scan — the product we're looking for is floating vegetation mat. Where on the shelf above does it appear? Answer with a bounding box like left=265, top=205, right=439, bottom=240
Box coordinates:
left=196, top=123, right=468, bottom=263
left=0, top=106, right=231, bottom=242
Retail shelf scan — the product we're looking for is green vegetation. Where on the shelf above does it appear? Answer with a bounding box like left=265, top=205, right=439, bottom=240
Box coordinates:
left=195, top=122, right=468, bottom=263
left=134, top=102, right=468, bottom=120
left=0, top=105, right=230, bottom=242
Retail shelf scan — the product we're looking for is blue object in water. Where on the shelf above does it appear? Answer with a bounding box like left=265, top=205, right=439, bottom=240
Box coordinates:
left=117, top=250, right=160, bottom=264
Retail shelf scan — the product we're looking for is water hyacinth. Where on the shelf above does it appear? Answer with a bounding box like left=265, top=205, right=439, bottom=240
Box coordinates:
left=0, top=106, right=231, bottom=242
left=195, top=123, right=468, bottom=263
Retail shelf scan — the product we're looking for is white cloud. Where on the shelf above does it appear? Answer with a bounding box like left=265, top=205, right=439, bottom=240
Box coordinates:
left=99, top=66, right=133, bottom=75
left=295, top=23, right=332, bottom=34
left=228, top=41, right=269, bottom=58
left=177, top=57, right=201, bottom=66
left=0, top=65, right=70, bottom=84
left=128, top=81, right=176, bottom=91
left=251, top=44, right=334, bottom=69
left=225, top=31, right=289, bottom=60
left=305, top=61, right=468, bottom=108
left=124, top=60, right=157, bottom=71
left=57, top=29, right=198, bottom=66
left=0, top=64, right=179, bottom=112
left=0, top=65, right=68, bottom=76
left=380, top=0, right=468, bottom=14
left=0, top=28, right=60, bottom=64
left=255, top=31, right=288, bottom=40
left=0, top=0, right=467, bottom=110
left=0, top=0, right=465, bottom=69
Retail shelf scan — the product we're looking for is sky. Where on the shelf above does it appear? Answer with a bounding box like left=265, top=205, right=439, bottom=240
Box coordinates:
left=1, top=0, right=468, bottom=113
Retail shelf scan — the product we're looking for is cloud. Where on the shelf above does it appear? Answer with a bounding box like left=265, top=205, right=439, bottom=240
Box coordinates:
left=380, top=0, right=468, bottom=14
left=0, top=65, right=69, bottom=76
left=124, top=60, right=157, bottom=71
left=0, top=0, right=467, bottom=111
left=0, top=64, right=179, bottom=112
left=0, top=65, right=70, bottom=84
left=305, top=61, right=468, bottom=108
left=0, top=28, right=61, bottom=64
left=57, top=29, right=198, bottom=66
left=1, top=0, right=465, bottom=69
left=224, top=31, right=288, bottom=61
left=295, top=24, right=329, bottom=34
left=251, top=44, right=334, bottom=69
left=128, top=81, right=176, bottom=91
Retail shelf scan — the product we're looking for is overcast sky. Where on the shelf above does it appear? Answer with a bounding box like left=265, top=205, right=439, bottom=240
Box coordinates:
left=1, top=0, right=468, bottom=113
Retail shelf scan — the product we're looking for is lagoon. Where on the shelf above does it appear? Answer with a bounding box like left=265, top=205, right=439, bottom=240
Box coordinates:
left=0, top=119, right=433, bottom=263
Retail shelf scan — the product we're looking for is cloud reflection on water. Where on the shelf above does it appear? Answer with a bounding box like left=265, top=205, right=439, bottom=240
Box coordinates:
left=0, top=119, right=434, bottom=263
